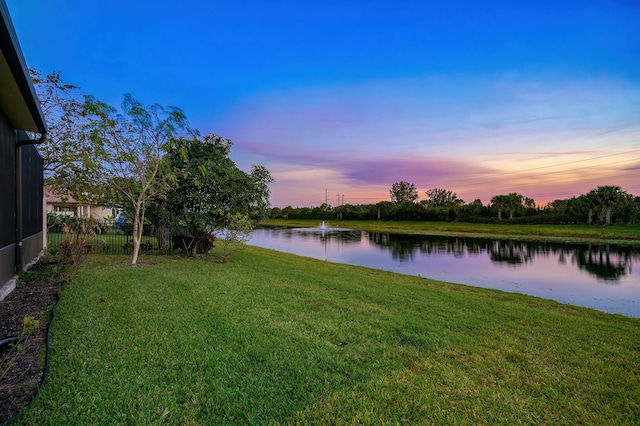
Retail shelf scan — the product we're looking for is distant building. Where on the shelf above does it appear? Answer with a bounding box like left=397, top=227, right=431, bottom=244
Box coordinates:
left=45, top=187, right=117, bottom=219
left=0, top=0, right=48, bottom=298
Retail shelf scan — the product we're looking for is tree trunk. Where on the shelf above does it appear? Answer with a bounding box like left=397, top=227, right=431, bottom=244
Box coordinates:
left=605, top=206, right=612, bottom=225
left=497, top=208, right=502, bottom=221
left=587, top=208, right=593, bottom=225
left=131, top=221, right=141, bottom=265
left=130, top=202, right=144, bottom=265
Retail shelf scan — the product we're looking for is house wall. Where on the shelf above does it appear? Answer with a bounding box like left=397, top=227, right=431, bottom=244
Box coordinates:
left=20, top=143, right=43, bottom=266
left=47, top=203, right=115, bottom=219
left=78, top=205, right=114, bottom=219
left=46, top=203, right=74, bottom=215
left=0, top=109, right=44, bottom=286
left=0, top=108, right=16, bottom=287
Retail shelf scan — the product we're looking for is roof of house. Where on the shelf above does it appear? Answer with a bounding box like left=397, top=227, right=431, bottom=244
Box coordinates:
left=44, top=188, right=78, bottom=204
left=0, top=0, right=47, bottom=134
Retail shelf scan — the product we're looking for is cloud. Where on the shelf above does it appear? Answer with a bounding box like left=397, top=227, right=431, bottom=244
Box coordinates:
left=338, top=157, right=493, bottom=187
left=479, top=115, right=564, bottom=130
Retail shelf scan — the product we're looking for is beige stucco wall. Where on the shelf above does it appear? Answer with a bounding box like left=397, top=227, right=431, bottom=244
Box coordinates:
left=46, top=203, right=115, bottom=219
left=77, top=205, right=114, bottom=219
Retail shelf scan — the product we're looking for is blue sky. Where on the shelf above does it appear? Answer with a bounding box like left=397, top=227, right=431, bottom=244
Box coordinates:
left=7, top=0, right=640, bottom=207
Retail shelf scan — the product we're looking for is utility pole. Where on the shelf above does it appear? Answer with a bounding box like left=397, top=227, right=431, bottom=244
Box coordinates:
left=325, top=189, right=328, bottom=207
left=336, top=194, right=344, bottom=220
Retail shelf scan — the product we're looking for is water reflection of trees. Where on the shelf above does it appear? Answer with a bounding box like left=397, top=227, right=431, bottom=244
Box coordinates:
left=366, top=233, right=639, bottom=282
left=287, top=229, right=362, bottom=244
left=367, top=232, right=418, bottom=261
left=488, top=240, right=535, bottom=265
left=574, top=244, right=634, bottom=282
left=262, top=228, right=356, bottom=238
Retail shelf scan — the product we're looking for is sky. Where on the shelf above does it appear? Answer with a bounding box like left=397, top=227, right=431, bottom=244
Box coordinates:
left=6, top=0, right=640, bottom=207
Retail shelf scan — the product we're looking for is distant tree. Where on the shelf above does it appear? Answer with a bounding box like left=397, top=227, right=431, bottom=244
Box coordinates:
left=490, top=194, right=508, bottom=220
left=270, top=207, right=283, bottom=218
left=505, top=193, right=525, bottom=219
left=467, top=199, right=485, bottom=215
left=489, top=193, right=525, bottom=220
left=625, top=196, right=640, bottom=224
left=390, top=181, right=419, bottom=203
left=425, top=188, right=463, bottom=207
left=560, top=196, right=585, bottom=223
left=85, top=94, right=190, bottom=265
left=592, top=186, right=628, bottom=225
left=524, top=197, right=536, bottom=210
left=282, top=206, right=294, bottom=219
left=395, top=200, right=422, bottom=220
left=311, top=203, right=333, bottom=219
left=164, top=133, right=272, bottom=256
left=376, top=201, right=394, bottom=220
left=550, top=199, right=568, bottom=214
left=579, top=191, right=599, bottom=225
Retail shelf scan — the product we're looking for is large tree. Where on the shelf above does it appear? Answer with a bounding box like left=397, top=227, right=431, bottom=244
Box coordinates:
left=85, top=94, right=190, bottom=265
left=164, top=133, right=272, bottom=256
left=390, top=181, right=419, bottom=203
left=30, top=69, right=103, bottom=202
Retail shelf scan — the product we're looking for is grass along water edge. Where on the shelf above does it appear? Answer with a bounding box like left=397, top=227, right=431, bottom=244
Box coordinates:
left=260, top=219, right=640, bottom=246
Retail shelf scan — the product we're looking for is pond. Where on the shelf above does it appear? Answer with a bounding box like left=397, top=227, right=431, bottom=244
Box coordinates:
left=248, top=227, right=640, bottom=318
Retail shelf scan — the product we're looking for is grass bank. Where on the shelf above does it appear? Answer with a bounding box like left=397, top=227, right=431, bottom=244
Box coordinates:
left=261, top=219, right=640, bottom=246
left=17, top=246, right=639, bottom=424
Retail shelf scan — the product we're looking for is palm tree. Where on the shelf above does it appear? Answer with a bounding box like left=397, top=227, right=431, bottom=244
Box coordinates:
left=506, top=193, right=524, bottom=219
left=582, top=190, right=599, bottom=225
left=593, top=186, right=627, bottom=225
left=490, top=195, right=508, bottom=220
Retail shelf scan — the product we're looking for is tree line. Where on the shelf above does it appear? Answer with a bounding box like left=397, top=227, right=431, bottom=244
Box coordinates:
left=272, top=181, right=640, bottom=225
left=32, top=70, right=273, bottom=264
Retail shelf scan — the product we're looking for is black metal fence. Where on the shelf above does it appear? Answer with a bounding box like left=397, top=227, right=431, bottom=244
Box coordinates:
left=46, top=217, right=178, bottom=255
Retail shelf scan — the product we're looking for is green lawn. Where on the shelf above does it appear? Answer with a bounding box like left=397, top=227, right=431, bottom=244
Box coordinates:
left=18, top=247, right=640, bottom=425
left=262, top=219, right=640, bottom=245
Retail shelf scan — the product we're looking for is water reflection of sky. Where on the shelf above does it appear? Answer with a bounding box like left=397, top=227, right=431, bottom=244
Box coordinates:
left=248, top=229, right=640, bottom=318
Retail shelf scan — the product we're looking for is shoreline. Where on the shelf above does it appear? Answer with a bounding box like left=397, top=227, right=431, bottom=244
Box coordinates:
left=259, top=219, right=640, bottom=247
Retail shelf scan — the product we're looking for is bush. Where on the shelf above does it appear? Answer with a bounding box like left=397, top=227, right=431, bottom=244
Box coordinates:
left=215, top=213, right=253, bottom=263
left=54, top=217, right=104, bottom=280
left=172, top=234, right=216, bottom=256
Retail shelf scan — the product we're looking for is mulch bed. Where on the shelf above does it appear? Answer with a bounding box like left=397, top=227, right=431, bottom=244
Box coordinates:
left=0, top=272, right=61, bottom=422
